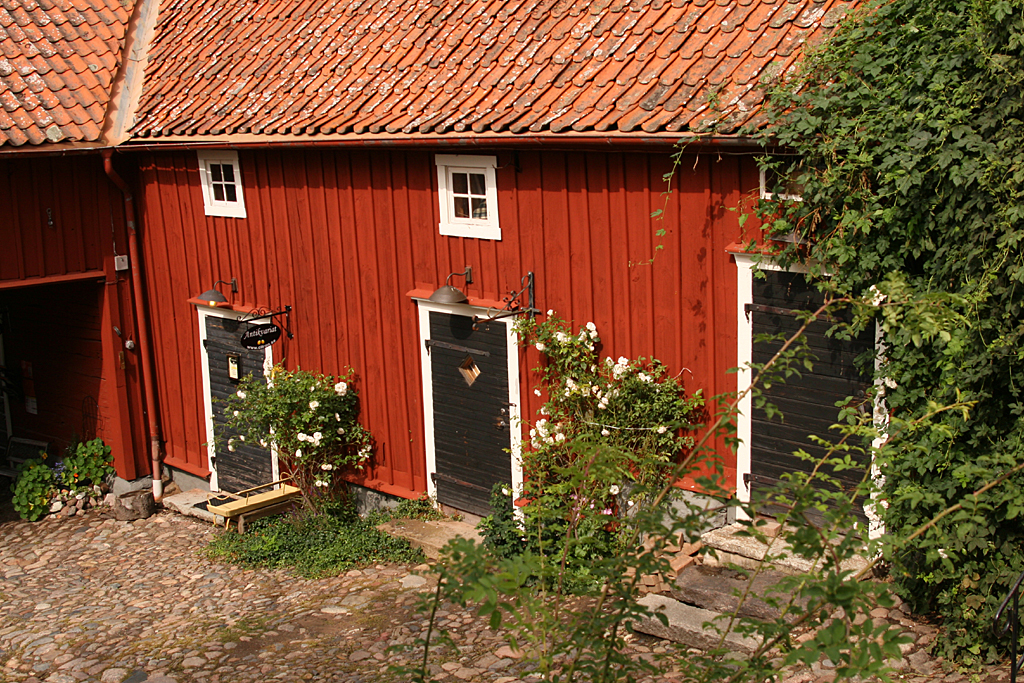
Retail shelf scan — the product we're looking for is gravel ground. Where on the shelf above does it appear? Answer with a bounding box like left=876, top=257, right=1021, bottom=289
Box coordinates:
left=0, top=504, right=1014, bottom=683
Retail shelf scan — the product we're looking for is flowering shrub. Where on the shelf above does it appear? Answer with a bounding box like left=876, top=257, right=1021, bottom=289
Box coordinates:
left=481, top=313, right=704, bottom=588
left=221, top=365, right=372, bottom=507
left=517, top=311, right=703, bottom=491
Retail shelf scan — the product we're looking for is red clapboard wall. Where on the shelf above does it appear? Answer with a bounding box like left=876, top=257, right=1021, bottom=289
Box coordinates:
left=0, top=154, right=148, bottom=479
left=134, top=146, right=760, bottom=497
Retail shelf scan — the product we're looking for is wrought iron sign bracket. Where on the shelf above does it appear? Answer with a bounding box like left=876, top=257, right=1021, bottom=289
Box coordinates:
left=473, top=272, right=538, bottom=326
left=235, top=305, right=294, bottom=339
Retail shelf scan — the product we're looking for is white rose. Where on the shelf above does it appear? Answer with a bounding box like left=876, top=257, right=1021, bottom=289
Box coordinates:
left=321, top=463, right=333, bottom=471
left=586, top=322, right=596, bottom=332
left=313, top=431, right=323, bottom=444
left=233, top=410, right=240, bottom=417
left=618, top=356, right=629, bottom=365
left=534, top=388, right=542, bottom=397
left=337, top=428, right=345, bottom=435
left=295, top=448, right=302, bottom=458
left=236, top=390, right=246, bottom=399
left=601, top=429, right=610, bottom=437
left=238, top=435, right=244, bottom=442
left=547, top=309, right=554, bottom=316
left=590, top=330, right=598, bottom=340
left=535, top=342, right=546, bottom=352
left=657, top=425, right=667, bottom=434
left=555, top=433, right=565, bottom=442
left=298, top=433, right=307, bottom=442
left=334, top=381, right=348, bottom=395
left=309, top=400, right=320, bottom=410
left=227, top=440, right=235, bottom=452
left=610, top=485, right=620, bottom=496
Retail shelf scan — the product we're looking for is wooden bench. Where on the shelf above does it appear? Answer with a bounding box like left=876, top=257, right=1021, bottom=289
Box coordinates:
left=206, top=477, right=302, bottom=532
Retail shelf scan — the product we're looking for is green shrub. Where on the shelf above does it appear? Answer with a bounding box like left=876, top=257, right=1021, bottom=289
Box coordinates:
left=58, top=439, right=114, bottom=489
left=11, top=457, right=56, bottom=521
left=393, top=493, right=447, bottom=521
left=205, top=504, right=424, bottom=578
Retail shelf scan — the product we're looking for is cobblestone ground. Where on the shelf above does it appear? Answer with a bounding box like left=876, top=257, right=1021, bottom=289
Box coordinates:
left=0, top=508, right=1014, bottom=683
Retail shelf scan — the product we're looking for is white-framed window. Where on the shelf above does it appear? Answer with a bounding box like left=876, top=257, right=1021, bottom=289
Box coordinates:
left=435, top=154, right=500, bottom=240
left=759, top=166, right=803, bottom=202
left=198, top=150, right=247, bottom=218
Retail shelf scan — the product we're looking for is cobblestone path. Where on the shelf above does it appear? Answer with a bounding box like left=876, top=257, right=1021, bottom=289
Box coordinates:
left=0, top=508, right=1013, bottom=683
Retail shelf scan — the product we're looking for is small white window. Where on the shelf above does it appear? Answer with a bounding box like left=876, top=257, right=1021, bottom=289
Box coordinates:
left=436, top=154, right=500, bottom=240
left=198, top=150, right=247, bottom=218
left=759, top=166, right=803, bottom=202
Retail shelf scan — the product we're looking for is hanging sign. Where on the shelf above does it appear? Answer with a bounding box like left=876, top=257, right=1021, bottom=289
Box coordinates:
left=240, top=323, right=281, bottom=349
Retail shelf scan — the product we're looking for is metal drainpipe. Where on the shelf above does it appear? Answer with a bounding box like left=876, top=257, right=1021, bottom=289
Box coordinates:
left=102, top=149, right=164, bottom=502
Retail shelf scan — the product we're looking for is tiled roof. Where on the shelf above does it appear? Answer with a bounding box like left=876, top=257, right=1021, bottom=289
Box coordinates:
left=131, top=0, right=855, bottom=140
left=0, top=0, right=134, bottom=147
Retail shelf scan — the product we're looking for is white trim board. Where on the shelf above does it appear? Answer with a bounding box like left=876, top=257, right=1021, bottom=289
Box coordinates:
left=732, top=253, right=883, bottom=530
left=196, top=306, right=275, bottom=492
left=415, top=299, right=523, bottom=505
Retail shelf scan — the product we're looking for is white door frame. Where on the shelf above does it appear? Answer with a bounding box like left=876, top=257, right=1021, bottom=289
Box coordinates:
left=415, top=299, right=524, bottom=503
left=196, top=306, right=275, bottom=492
left=733, top=253, right=885, bottom=533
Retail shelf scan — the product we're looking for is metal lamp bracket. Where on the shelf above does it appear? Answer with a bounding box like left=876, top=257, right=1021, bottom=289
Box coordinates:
left=473, top=272, right=538, bottom=325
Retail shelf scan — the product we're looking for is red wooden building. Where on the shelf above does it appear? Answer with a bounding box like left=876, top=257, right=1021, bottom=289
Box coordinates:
left=0, top=1, right=151, bottom=481
left=2, top=0, right=862, bottom=517
left=110, top=0, right=856, bottom=515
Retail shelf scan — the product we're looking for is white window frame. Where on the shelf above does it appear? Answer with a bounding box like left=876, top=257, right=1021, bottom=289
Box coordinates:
left=435, top=154, right=500, bottom=240
left=759, top=166, right=803, bottom=202
left=198, top=150, right=247, bottom=219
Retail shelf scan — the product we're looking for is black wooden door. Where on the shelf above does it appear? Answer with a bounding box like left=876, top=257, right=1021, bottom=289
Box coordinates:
left=429, top=312, right=512, bottom=517
left=205, top=316, right=273, bottom=492
left=748, top=272, right=874, bottom=524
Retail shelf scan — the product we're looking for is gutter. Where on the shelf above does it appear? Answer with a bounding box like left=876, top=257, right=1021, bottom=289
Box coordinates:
left=102, top=149, right=164, bottom=502
left=117, top=133, right=771, bottom=154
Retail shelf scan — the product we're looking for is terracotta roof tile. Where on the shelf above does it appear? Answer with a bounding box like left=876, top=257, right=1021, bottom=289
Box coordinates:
left=0, top=0, right=130, bottom=145
left=130, top=0, right=857, bottom=140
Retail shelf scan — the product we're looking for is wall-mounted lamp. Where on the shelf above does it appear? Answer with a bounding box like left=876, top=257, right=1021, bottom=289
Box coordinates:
left=195, top=278, right=239, bottom=307
left=428, top=267, right=473, bottom=304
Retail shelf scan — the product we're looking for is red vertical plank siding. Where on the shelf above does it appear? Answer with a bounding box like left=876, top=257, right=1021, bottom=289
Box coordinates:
left=135, top=147, right=754, bottom=499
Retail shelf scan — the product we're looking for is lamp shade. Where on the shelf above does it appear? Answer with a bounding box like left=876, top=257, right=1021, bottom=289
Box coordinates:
left=196, top=288, right=228, bottom=306
left=428, top=285, right=468, bottom=304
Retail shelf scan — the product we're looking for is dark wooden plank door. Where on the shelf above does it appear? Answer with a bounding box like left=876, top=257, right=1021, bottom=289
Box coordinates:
left=749, top=271, right=874, bottom=525
left=429, top=312, right=512, bottom=517
left=204, top=315, right=273, bottom=492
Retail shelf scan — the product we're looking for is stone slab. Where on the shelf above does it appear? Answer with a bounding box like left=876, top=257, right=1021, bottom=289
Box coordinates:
left=376, top=519, right=481, bottom=560
left=162, top=489, right=218, bottom=525
left=631, top=594, right=760, bottom=653
left=672, top=565, right=804, bottom=622
left=701, top=523, right=868, bottom=576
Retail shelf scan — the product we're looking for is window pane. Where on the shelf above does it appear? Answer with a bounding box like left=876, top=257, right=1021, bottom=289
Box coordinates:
left=222, top=164, right=235, bottom=183
left=452, top=172, right=468, bottom=195
left=213, top=183, right=225, bottom=201
left=469, top=173, right=486, bottom=196
left=453, top=197, right=470, bottom=218
left=210, top=164, right=223, bottom=182
left=471, top=198, right=487, bottom=219
left=225, top=184, right=237, bottom=202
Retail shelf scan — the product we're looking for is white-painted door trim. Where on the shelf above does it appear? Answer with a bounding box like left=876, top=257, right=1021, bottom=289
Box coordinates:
left=415, top=299, right=523, bottom=504
left=733, top=253, right=884, bottom=530
left=196, top=306, right=275, bottom=493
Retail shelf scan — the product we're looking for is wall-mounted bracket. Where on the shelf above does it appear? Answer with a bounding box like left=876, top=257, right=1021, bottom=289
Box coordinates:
left=473, top=272, right=538, bottom=325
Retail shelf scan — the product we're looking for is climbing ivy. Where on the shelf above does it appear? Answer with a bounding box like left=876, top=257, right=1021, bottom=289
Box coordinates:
left=756, top=0, right=1024, bottom=663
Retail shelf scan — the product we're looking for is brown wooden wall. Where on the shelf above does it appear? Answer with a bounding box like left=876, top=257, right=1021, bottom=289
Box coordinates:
left=0, top=154, right=148, bottom=479
left=135, top=147, right=760, bottom=497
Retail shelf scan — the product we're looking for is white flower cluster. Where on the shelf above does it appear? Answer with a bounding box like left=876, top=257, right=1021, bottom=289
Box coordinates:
left=236, top=390, right=246, bottom=399
left=529, top=418, right=568, bottom=448
left=358, top=446, right=371, bottom=460
left=321, top=463, right=334, bottom=471
left=334, top=381, right=348, bottom=396
left=297, top=432, right=324, bottom=446
left=314, top=479, right=329, bottom=487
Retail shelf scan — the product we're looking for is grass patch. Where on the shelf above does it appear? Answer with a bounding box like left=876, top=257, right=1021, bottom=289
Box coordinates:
left=204, top=503, right=423, bottom=578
